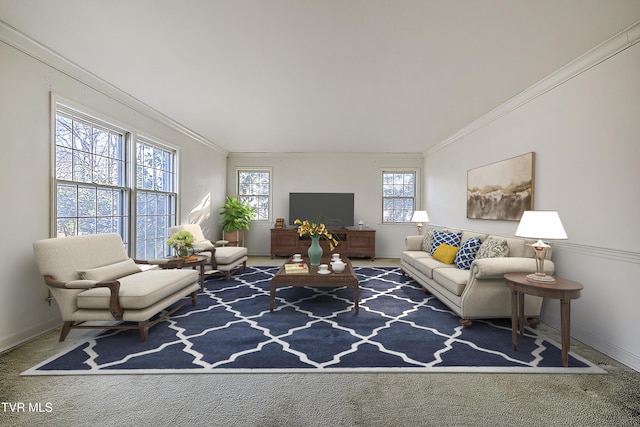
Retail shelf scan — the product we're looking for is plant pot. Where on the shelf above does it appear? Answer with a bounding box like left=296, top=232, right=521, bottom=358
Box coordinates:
left=223, top=230, right=244, bottom=247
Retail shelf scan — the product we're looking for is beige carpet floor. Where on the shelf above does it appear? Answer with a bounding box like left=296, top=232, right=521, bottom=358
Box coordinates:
left=2, top=257, right=639, bottom=426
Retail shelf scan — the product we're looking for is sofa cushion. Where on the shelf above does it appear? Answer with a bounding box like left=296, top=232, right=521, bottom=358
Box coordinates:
left=414, top=256, right=457, bottom=279
left=432, top=244, right=459, bottom=264
left=421, top=227, right=435, bottom=252
left=455, top=237, right=483, bottom=270
left=431, top=231, right=462, bottom=255
left=401, top=250, right=432, bottom=268
left=476, top=237, right=510, bottom=259
left=77, top=269, right=198, bottom=310
left=433, top=268, right=469, bottom=296
left=488, top=235, right=528, bottom=257
left=215, top=246, right=248, bottom=264
left=460, top=231, right=488, bottom=245
left=77, top=259, right=142, bottom=282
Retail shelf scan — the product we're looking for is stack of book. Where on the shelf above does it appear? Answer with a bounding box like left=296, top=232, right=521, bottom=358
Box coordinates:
left=284, top=263, right=309, bottom=274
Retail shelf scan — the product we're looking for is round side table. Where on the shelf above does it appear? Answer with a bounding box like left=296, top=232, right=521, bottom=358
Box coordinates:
left=504, top=273, right=583, bottom=367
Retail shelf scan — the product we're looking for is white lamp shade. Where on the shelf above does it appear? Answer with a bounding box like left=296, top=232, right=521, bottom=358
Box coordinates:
left=411, top=210, right=429, bottom=223
left=515, top=211, right=568, bottom=240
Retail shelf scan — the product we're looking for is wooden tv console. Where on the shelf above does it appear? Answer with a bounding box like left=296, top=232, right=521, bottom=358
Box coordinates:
left=270, top=228, right=376, bottom=260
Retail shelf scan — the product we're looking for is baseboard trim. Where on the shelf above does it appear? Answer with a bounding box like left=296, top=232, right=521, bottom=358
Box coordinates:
left=572, top=324, right=640, bottom=373
left=0, top=318, right=61, bottom=355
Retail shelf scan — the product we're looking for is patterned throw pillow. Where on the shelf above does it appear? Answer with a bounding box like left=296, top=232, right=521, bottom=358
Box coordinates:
left=431, top=231, right=462, bottom=255
left=454, top=237, right=483, bottom=270
left=476, top=237, right=510, bottom=259
left=432, top=243, right=459, bottom=264
left=421, top=228, right=435, bottom=253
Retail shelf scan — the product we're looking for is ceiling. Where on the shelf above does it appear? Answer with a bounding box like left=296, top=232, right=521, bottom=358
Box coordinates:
left=1, top=1, right=639, bottom=154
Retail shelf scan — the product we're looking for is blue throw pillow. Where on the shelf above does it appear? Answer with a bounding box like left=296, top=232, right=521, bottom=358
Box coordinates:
left=431, top=231, right=462, bottom=255
left=455, top=237, right=483, bottom=270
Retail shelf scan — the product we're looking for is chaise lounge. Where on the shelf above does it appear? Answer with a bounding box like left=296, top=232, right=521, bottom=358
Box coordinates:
left=33, top=233, right=200, bottom=341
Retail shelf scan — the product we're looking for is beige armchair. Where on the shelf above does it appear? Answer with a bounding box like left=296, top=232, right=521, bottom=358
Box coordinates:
left=169, top=224, right=248, bottom=281
left=33, top=233, right=199, bottom=341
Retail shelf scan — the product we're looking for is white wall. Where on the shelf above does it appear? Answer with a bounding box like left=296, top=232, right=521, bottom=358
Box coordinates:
left=226, top=153, right=423, bottom=258
left=424, top=36, right=640, bottom=371
left=2, top=17, right=638, bottom=374
left=0, top=37, right=227, bottom=351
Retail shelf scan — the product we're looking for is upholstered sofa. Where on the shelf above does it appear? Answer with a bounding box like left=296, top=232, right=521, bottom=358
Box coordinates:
left=33, top=233, right=200, bottom=341
left=400, top=227, right=554, bottom=327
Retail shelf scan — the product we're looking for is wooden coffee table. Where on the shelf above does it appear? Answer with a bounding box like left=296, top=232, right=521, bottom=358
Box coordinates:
left=270, top=256, right=359, bottom=313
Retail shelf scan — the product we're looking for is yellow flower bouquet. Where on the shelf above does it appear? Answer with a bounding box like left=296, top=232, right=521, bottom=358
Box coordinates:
left=294, top=219, right=339, bottom=250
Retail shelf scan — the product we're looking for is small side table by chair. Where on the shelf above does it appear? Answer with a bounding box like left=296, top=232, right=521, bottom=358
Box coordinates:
left=504, top=273, right=583, bottom=367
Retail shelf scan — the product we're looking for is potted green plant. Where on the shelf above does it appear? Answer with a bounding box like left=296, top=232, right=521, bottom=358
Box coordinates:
left=167, top=230, right=195, bottom=257
left=220, top=196, right=257, bottom=246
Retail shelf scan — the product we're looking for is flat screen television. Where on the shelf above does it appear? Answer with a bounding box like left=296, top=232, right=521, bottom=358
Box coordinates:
left=289, top=193, right=354, bottom=228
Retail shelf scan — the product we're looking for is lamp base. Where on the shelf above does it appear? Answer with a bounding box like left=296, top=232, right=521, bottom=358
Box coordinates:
left=526, top=273, right=556, bottom=283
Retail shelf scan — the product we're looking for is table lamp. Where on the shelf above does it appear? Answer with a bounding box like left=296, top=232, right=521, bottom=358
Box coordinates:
left=515, top=210, right=567, bottom=283
left=411, top=210, right=429, bottom=235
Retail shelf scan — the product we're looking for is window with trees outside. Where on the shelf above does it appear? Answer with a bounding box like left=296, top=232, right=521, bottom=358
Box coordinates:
left=135, top=141, right=177, bottom=260
left=237, top=169, right=271, bottom=221
left=54, top=105, right=178, bottom=259
left=382, top=171, right=416, bottom=223
left=54, top=109, right=129, bottom=243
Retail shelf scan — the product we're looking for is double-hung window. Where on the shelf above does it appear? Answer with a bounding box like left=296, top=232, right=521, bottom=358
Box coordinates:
left=54, top=103, right=178, bottom=258
left=237, top=169, right=271, bottom=221
left=135, top=141, right=177, bottom=259
left=54, top=109, right=129, bottom=242
left=382, top=171, right=416, bottom=223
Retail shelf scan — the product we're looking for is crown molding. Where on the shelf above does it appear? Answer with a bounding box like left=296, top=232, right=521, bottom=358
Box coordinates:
left=0, top=19, right=227, bottom=156
left=227, top=151, right=423, bottom=159
left=426, top=20, right=640, bottom=156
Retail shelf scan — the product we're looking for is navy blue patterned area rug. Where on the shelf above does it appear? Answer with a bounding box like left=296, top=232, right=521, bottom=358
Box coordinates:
left=23, top=267, right=604, bottom=375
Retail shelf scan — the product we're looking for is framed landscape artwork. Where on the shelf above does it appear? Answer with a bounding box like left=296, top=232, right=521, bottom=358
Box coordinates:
left=467, top=152, right=535, bottom=221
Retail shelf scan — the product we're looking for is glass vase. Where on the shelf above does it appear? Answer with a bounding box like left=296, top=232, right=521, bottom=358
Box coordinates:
left=174, top=245, right=191, bottom=258
left=307, top=235, right=323, bottom=266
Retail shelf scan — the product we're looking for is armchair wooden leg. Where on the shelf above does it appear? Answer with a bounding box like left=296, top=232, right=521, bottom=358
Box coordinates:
left=190, top=291, right=197, bottom=306
left=138, top=320, right=150, bottom=342
left=59, top=321, right=72, bottom=342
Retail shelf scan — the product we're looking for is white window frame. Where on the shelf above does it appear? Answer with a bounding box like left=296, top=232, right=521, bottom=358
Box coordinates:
left=381, top=169, right=419, bottom=223
left=236, top=167, right=272, bottom=222
left=134, top=137, right=178, bottom=259
left=52, top=101, right=131, bottom=245
left=52, top=96, right=180, bottom=258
